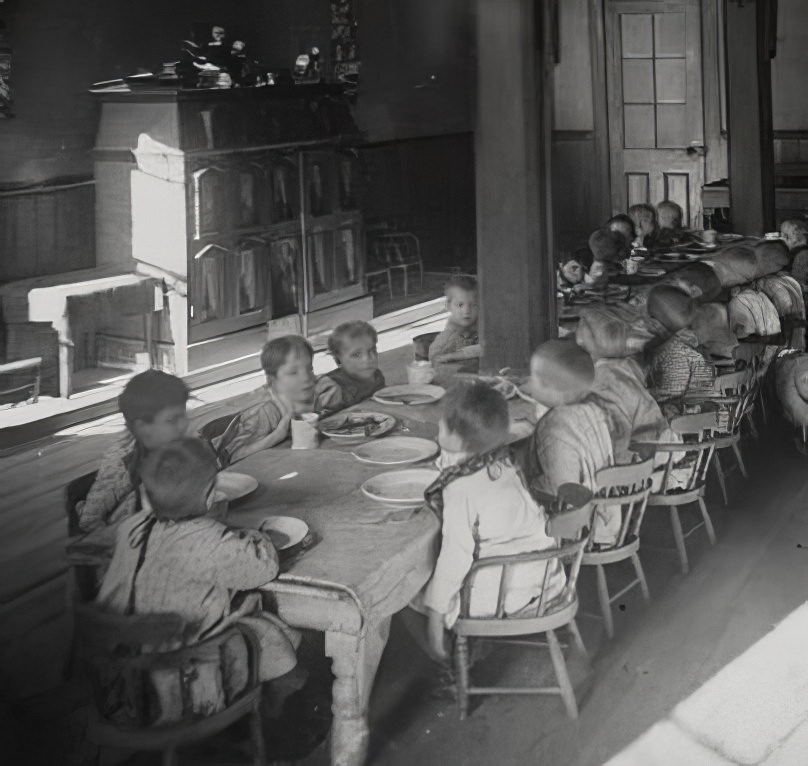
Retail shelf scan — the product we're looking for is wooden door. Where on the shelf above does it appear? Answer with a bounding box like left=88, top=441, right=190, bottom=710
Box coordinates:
left=606, top=0, right=705, bottom=226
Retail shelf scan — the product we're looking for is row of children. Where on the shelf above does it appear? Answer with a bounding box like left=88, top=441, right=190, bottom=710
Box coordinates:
left=558, top=200, right=690, bottom=290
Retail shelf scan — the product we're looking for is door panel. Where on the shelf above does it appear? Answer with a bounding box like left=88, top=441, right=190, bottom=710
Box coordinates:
left=606, top=0, right=705, bottom=227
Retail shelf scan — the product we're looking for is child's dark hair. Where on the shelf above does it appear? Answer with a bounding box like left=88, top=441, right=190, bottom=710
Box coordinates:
left=646, top=285, right=694, bottom=333
left=588, top=228, right=629, bottom=262
left=656, top=200, right=683, bottom=228
left=444, top=275, right=478, bottom=298
left=607, top=213, right=635, bottom=233
left=119, top=369, right=189, bottom=428
left=141, top=437, right=219, bottom=521
left=261, top=335, right=314, bottom=378
left=327, top=320, right=378, bottom=363
left=628, top=203, right=657, bottom=227
left=442, top=380, right=509, bottom=454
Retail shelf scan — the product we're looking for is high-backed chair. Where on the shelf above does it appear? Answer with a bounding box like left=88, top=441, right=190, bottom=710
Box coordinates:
left=581, top=458, right=655, bottom=639
left=637, top=412, right=720, bottom=575
left=451, top=483, right=594, bottom=720
left=75, top=604, right=267, bottom=766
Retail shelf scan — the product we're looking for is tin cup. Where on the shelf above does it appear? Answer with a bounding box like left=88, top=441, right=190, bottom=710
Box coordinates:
left=291, top=413, right=319, bottom=449
left=624, top=258, right=639, bottom=275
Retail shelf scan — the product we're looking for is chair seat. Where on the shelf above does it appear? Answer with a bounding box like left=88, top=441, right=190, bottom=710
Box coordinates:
left=455, top=597, right=578, bottom=638
left=581, top=535, right=640, bottom=565
left=713, top=433, right=740, bottom=449
left=88, top=687, right=261, bottom=750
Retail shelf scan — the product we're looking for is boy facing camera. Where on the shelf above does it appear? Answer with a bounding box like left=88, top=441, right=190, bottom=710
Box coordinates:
left=421, top=381, right=563, bottom=660
left=78, top=369, right=190, bottom=532
left=428, top=276, right=481, bottom=365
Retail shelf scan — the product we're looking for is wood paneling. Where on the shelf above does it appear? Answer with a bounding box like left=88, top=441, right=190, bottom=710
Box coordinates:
left=772, top=0, right=808, bottom=131
left=553, top=133, right=603, bottom=251
left=553, top=0, right=594, bottom=131
left=0, top=182, right=95, bottom=283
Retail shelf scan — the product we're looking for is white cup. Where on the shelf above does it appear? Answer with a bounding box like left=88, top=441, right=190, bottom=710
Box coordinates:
left=291, top=413, right=319, bottom=449
left=407, top=360, right=436, bottom=384
left=702, top=229, right=718, bottom=245
left=624, top=258, right=639, bottom=275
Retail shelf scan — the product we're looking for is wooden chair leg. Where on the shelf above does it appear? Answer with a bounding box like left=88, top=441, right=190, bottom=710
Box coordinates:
left=250, top=697, right=267, bottom=766
left=746, top=410, right=759, bottom=441
left=698, top=497, right=717, bottom=546
left=713, top=451, right=728, bottom=506
left=731, top=440, right=749, bottom=480
left=568, top=618, right=588, bottom=660
left=454, top=635, right=470, bottom=720
left=670, top=507, right=689, bottom=575
left=631, top=552, right=650, bottom=602
left=546, top=629, right=578, bottom=720
left=594, top=564, right=614, bottom=639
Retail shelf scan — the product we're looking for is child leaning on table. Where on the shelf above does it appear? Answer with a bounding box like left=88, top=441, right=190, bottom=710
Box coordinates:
left=212, top=335, right=330, bottom=464
left=96, top=437, right=299, bottom=724
left=420, top=380, right=565, bottom=661
left=77, top=369, right=190, bottom=533
left=428, top=276, right=481, bottom=365
left=317, top=320, right=386, bottom=412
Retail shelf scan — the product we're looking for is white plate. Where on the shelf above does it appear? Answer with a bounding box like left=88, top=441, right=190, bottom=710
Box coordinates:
left=351, top=437, right=439, bottom=466
left=319, top=411, right=397, bottom=441
left=638, top=267, right=666, bottom=276
left=373, top=384, right=445, bottom=406
left=259, top=516, right=309, bottom=551
left=216, top=472, right=259, bottom=501
left=456, top=374, right=518, bottom=399
left=360, top=468, right=440, bottom=506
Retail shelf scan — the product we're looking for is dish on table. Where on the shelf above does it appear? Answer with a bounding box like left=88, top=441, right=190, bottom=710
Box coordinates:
left=319, top=411, right=397, bottom=441
left=685, top=252, right=714, bottom=261
left=373, top=384, right=445, bottom=406
left=215, top=472, right=259, bottom=502
left=456, top=374, right=518, bottom=399
left=351, top=436, right=439, bottom=466
left=259, top=516, right=309, bottom=551
left=654, top=252, right=689, bottom=262
left=718, top=233, right=744, bottom=243
left=360, top=468, right=440, bottom=506
left=637, top=266, right=666, bottom=277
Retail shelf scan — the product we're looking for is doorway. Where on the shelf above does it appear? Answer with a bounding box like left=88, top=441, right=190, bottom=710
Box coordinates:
left=605, top=0, right=705, bottom=227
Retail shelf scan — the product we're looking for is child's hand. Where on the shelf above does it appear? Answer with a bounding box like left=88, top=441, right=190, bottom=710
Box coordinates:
left=427, top=608, right=450, bottom=663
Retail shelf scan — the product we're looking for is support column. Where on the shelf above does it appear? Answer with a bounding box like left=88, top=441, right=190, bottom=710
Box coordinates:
left=476, top=0, right=556, bottom=373
left=726, top=0, right=775, bottom=235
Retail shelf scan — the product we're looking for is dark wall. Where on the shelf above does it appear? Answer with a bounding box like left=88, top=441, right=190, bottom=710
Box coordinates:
left=0, top=0, right=328, bottom=184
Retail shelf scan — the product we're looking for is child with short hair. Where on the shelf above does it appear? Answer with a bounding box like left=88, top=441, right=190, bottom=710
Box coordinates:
left=784, top=218, right=808, bottom=283
left=628, top=203, right=658, bottom=249
left=655, top=200, right=688, bottom=248
left=212, top=335, right=322, bottom=464
left=421, top=380, right=564, bottom=659
left=606, top=213, right=636, bottom=246
left=78, top=369, right=190, bottom=532
left=588, top=228, right=630, bottom=283
left=428, top=276, right=481, bottom=365
left=97, top=437, right=298, bottom=723
left=318, top=320, right=386, bottom=411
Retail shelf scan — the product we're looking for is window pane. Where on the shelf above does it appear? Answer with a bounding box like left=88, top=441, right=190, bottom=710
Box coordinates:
left=654, top=13, right=686, bottom=57
left=624, top=104, right=656, bottom=148
left=621, top=14, right=653, bottom=58
left=656, top=104, right=688, bottom=148
left=656, top=59, right=686, bottom=103
left=623, top=60, right=654, bottom=103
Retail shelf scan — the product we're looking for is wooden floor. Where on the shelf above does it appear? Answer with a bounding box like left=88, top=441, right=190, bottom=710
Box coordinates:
left=3, top=359, right=808, bottom=765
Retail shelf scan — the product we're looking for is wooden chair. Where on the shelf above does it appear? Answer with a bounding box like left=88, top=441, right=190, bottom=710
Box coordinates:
left=452, top=483, right=594, bottom=720
left=635, top=412, right=719, bottom=575
left=74, top=604, right=267, bottom=766
left=580, top=459, right=655, bottom=639
left=364, top=237, right=394, bottom=299
left=708, top=369, right=757, bottom=505
left=65, top=471, right=101, bottom=602
left=412, top=331, right=439, bottom=361
left=376, top=233, right=424, bottom=297
left=0, top=356, right=42, bottom=405
left=199, top=414, right=241, bottom=468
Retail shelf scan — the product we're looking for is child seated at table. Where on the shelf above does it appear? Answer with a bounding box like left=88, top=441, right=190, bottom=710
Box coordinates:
left=655, top=200, right=688, bottom=248
left=78, top=369, right=190, bottom=533
left=784, top=218, right=808, bottom=282
left=520, top=339, right=616, bottom=544
left=645, top=285, right=716, bottom=411
left=628, top=202, right=658, bottom=249
left=557, top=248, right=594, bottom=291
left=96, top=437, right=299, bottom=724
left=606, top=213, right=636, bottom=246
left=588, top=228, right=630, bottom=284
left=428, top=276, right=481, bottom=366
left=317, top=320, right=386, bottom=411
left=421, top=381, right=564, bottom=659
left=211, top=335, right=325, bottom=464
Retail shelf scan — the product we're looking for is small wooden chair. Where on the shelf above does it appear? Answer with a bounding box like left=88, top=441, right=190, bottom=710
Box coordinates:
left=452, top=483, right=594, bottom=720
left=65, top=471, right=101, bottom=602
left=75, top=604, right=267, bottom=766
left=364, top=238, right=394, bottom=299
left=376, top=233, right=424, bottom=297
left=199, top=414, right=241, bottom=468
left=708, top=369, right=757, bottom=504
left=581, top=458, right=655, bottom=639
left=636, top=412, right=719, bottom=575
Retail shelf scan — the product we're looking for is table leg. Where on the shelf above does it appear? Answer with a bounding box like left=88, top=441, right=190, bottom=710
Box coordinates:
left=325, top=615, right=391, bottom=766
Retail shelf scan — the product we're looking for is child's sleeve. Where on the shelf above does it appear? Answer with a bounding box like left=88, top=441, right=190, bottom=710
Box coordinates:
left=78, top=441, right=138, bottom=532
left=314, top=374, right=343, bottom=414
left=221, top=400, right=283, bottom=463
left=201, top=523, right=280, bottom=589
left=422, top=490, right=476, bottom=617
left=428, top=326, right=460, bottom=362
